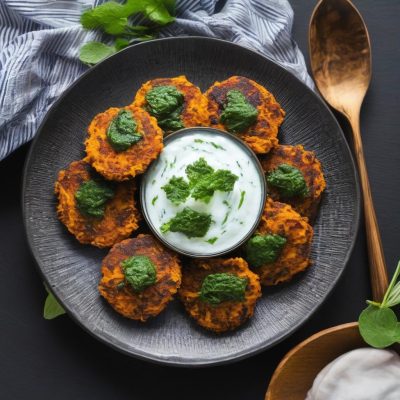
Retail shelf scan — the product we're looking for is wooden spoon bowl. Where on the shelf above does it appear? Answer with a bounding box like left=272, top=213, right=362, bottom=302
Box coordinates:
left=265, top=323, right=364, bottom=400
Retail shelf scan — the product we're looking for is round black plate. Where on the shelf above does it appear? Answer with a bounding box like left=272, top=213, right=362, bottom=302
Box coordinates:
left=23, top=37, right=360, bottom=366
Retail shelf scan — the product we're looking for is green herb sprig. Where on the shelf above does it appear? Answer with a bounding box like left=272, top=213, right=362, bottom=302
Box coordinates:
left=79, top=0, right=176, bottom=66
left=359, top=260, right=400, bottom=348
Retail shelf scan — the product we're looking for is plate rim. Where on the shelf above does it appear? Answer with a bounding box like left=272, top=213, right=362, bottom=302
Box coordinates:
left=22, top=36, right=361, bottom=367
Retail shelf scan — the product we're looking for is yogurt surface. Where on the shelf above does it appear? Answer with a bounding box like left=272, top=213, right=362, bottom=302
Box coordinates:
left=142, top=130, right=265, bottom=256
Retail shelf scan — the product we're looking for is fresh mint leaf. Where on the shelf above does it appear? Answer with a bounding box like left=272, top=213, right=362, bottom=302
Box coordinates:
left=144, top=1, right=175, bottom=25
left=115, top=37, right=130, bottom=50
left=44, top=291, right=65, bottom=320
left=160, top=207, right=211, bottom=238
left=185, top=158, right=238, bottom=203
left=210, top=169, right=238, bottom=192
left=191, top=178, right=215, bottom=203
left=358, top=305, right=400, bottom=348
left=81, top=2, right=129, bottom=35
left=79, top=1, right=176, bottom=65
left=79, top=42, right=116, bottom=66
left=186, top=157, right=214, bottom=184
left=125, top=0, right=175, bottom=25
left=162, top=0, right=176, bottom=15
left=162, top=176, right=190, bottom=205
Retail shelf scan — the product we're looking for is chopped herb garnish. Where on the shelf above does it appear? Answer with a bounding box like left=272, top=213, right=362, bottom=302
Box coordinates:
left=151, top=195, right=158, bottom=205
left=238, top=190, right=246, bottom=209
left=210, top=142, right=225, bottom=150
left=222, top=211, right=230, bottom=225
left=169, top=156, right=177, bottom=168
left=161, top=161, right=169, bottom=177
left=206, top=237, right=218, bottom=244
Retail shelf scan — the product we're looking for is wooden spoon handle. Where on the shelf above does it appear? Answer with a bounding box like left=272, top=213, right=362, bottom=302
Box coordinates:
left=349, top=115, right=389, bottom=301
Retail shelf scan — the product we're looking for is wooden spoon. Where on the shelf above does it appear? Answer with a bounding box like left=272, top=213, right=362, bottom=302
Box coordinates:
left=265, top=2, right=392, bottom=398
left=309, top=0, right=388, bottom=301
left=265, top=323, right=363, bottom=399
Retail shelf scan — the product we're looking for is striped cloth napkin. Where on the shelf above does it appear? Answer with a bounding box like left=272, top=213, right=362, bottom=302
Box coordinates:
left=0, top=0, right=313, bottom=161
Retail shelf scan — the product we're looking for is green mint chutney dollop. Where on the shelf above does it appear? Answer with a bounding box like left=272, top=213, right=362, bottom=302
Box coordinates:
left=145, top=85, right=185, bottom=132
left=267, top=163, right=309, bottom=198
left=107, top=109, right=142, bottom=152
left=220, top=90, right=258, bottom=133
left=160, top=207, right=212, bottom=238
left=75, top=179, right=114, bottom=218
left=121, top=255, right=157, bottom=292
left=246, top=234, right=287, bottom=267
left=199, top=273, right=248, bottom=305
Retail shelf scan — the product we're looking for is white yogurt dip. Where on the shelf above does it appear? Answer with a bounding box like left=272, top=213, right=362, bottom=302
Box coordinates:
left=142, top=130, right=265, bottom=256
left=306, top=348, right=400, bottom=400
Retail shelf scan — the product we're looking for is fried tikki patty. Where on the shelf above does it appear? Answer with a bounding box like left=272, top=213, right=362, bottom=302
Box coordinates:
left=55, top=160, right=140, bottom=248
left=249, top=198, right=313, bottom=286
left=261, top=145, right=326, bottom=221
left=85, top=106, right=163, bottom=181
left=205, top=76, right=285, bottom=154
left=179, top=258, right=261, bottom=333
left=133, top=75, right=209, bottom=133
left=98, top=234, right=182, bottom=321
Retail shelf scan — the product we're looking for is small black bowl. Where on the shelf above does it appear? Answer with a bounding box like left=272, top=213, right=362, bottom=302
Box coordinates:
left=140, top=127, right=267, bottom=258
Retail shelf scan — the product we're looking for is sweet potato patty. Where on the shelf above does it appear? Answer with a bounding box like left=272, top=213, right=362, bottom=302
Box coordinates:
left=85, top=105, right=163, bottom=181
left=55, top=160, right=140, bottom=248
left=179, top=258, right=261, bottom=333
left=98, top=234, right=182, bottom=321
left=261, top=145, right=326, bottom=221
left=133, top=75, right=209, bottom=133
left=204, top=76, right=285, bottom=154
left=247, top=198, right=313, bottom=286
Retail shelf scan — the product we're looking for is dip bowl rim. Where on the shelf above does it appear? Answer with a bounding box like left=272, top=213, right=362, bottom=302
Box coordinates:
left=140, top=126, right=267, bottom=258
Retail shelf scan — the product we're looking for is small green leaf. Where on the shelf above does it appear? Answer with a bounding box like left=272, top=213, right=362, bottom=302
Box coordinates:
left=162, top=0, right=176, bottom=15
left=115, top=38, right=130, bottom=51
left=145, top=2, right=175, bottom=25
left=44, top=291, right=65, bottom=320
left=125, top=0, right=175, bottom=25
left=162, top=176, right=190, bottom=205
left=358, top=305, right=400, bottom=348
left=79, top=42, right=116, bottom=66
left=81, top=2, right=129, bottom=35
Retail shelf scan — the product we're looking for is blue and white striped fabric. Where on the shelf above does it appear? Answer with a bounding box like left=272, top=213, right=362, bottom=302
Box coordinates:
left=0, top=0, right=313, bottom=161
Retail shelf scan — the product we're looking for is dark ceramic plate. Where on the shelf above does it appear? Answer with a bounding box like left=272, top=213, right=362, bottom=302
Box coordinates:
left=23, top=37, right=360, bottom=366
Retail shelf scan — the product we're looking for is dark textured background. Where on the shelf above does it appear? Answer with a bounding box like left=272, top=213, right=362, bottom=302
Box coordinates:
left=0, top=0, right=399, bottom=399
